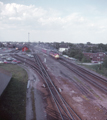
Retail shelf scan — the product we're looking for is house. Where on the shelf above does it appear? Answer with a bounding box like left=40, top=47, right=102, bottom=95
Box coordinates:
left=59, top=44, right=69, bottom=52
left=0, top=68, right=12, bottom=96
left=0, top=42, right=3, bottom=47
left=7, top=44, right=16, bottom=48
left=83, top=52, right=106, bottom=63
left=22, top=46, right=29, bottom=52
left=16, top=44, right=29, bottom=52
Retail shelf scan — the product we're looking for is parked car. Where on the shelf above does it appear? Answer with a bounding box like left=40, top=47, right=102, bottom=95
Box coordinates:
left=11, top=61, right=17, bottom=64
left=0, top=61, right=3, bottom=63
left=12, top=60, right=21, bottom=63
left=11, top=58, right=16, bottom=60
left=1, top=56, right=7, bottom=59
left=6, top=57, right=12, bottom=61
left=29, top=55, right=34, bottom=58
left=22, top=52, right=26, bottom=55
left=4, top=60, right=10, bottom=64
left=27, top=54, right=31, bottom=57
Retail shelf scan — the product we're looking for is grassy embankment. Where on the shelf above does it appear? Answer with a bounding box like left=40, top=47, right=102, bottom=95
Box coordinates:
left=0, top=64, right=28, bottom=120
left=82, top=64, right=107, bottom=77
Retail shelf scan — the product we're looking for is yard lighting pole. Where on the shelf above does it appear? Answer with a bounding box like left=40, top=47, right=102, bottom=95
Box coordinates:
left=28, top=32, right=30, bottom=46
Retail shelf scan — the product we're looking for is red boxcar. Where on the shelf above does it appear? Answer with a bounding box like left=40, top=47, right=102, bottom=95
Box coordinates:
left=42, top=49, right=47, bottom=53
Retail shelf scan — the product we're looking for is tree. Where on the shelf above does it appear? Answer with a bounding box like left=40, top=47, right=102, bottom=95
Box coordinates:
left=67, top=48, right=83, bottom=61
left=103, top=57, right=107, bottom=68
left=75, top=52, right=83, bottom=61
left=86, top=47, right=92, bottom=52
left=55, top=43, right=60, bottom=50
left=81, top=56, right=91, bottom=63
left=98, top=43, right=106, bottom=52
left=68, top=49, right=76, bottom=57
left=91, top=46, right=98, bottom=53
left=87, top=42, right=92, bottom=45
left=68, top=43, right=74, bottom=48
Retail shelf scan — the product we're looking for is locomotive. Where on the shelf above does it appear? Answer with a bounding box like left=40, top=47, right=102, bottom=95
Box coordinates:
left=42, top=49, right=60, bottom=59
left=49, top=51, right=60, bottom=59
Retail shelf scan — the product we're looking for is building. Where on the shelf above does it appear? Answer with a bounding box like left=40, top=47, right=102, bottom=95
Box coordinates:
left=59, top=45, right=69, bottom=52
left=16, top=44, right=29, bottom=52
left=22, top=46, right=29, bottom=52
left=83, top=52, right=106, bottom=63
left=0, top=42, right=3, bottom=47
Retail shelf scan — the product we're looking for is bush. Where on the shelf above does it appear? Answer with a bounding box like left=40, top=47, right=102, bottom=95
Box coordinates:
left=81, top=56, right=91, bottom=63
left=102, top=57, right=107, bottom=68
left=26, top=49, right=31, bottom=52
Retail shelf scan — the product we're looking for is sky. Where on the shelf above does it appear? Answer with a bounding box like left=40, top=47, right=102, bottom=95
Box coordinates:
left=0, top=0, right=107, bottom=43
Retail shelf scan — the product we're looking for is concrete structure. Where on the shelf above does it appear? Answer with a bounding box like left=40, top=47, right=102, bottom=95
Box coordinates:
left=0, top=68, right=12, bottom=96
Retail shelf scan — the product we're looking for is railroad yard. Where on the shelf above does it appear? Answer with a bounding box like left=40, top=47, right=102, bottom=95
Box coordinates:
left=0, top=46, right=107, bottom=120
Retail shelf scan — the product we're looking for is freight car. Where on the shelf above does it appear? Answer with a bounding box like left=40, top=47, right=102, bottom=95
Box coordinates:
left=42, top=48, right=47, bottom=54
left=42, top=48, right=50, bottom=54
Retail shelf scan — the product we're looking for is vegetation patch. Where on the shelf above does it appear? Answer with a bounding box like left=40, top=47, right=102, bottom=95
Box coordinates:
left=101, top=94, right=106, bottom=98
left=89, top=89, right=93, bottom=92
left=31, top=87, right=36, bottom=120
left=93, top=93, right=102, bottom=101
left=0, top=64, right=28, bottom=120
left=73, top=76, right=81, bottom=83
left=81, top=95, right=89, bottom=100
left=82, top=64, right=107, bottom=77
left=61, top=78, right=69, bottom=84
left=26, top=49, right=31, bottom=52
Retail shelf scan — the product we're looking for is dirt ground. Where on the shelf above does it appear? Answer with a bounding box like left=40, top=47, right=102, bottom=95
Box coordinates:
left=39, top=52, right=107, bottom=120
left=23, top=50, right=107, bottom=120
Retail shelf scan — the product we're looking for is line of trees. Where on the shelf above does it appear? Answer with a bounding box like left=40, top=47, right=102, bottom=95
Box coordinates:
left=63, top=44, right=91, bottom=62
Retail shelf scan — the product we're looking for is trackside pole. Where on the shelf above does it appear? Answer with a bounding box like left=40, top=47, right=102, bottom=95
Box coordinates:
left=27, top=80, right=30, bottom=89
left=44, top=58, right=46, bottom=63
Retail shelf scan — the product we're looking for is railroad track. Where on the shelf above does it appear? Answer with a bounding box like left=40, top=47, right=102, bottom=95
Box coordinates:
left=11, top=54, right=42, bottom=77
left=12, top=53, right=82, bottom=120
left=9, top=49, right=20, bottom=53
left=60, top=71, right=94, bottom=99
left=58, top=58, right=107, bottom=94
left=33, top=54, right=81, bottom=120
left=62, top=58, right=107, bottom=84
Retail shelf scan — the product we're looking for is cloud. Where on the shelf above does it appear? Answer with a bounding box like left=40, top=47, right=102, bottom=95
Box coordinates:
left=0, top=2, right=86, bottom=30
left=0, top=2, right=107, bottom=43
left=0, top=2, right=47, bottom=28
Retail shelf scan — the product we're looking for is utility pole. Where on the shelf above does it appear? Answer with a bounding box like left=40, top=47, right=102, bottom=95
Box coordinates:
left=28, top=32, right=30, bottom=46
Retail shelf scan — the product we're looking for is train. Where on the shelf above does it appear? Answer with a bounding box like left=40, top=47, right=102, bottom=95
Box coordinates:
left=42, top=48, right=60, bottom=59
left=49, top=51, right=60, bottom=59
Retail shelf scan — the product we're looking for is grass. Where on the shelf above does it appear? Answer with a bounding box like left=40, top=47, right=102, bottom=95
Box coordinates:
left=81, top=64, right=107, bottom=77
left=0, top=64, right=28, bottom=120
left=101, top=94, right=106, bottom=98
left=31, top=87, right=36, bottom=120
left=95, top=107, right=103, bottom=112
left=89, top=89, right=93, bottom=92
left=73, top=76, right=81, bottom=83
left=81, top=95, right=89, bottom=100
left=93, top=93, right=102, bottom=101
left=61, top=78, right=69, bottom=84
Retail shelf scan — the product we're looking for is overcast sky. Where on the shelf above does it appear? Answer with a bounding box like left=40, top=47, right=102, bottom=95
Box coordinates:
left=0, top=0, right=107, bottom=43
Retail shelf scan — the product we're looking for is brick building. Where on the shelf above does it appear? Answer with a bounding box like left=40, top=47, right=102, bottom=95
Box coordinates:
left=83, top=52, right=106, bottom=63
